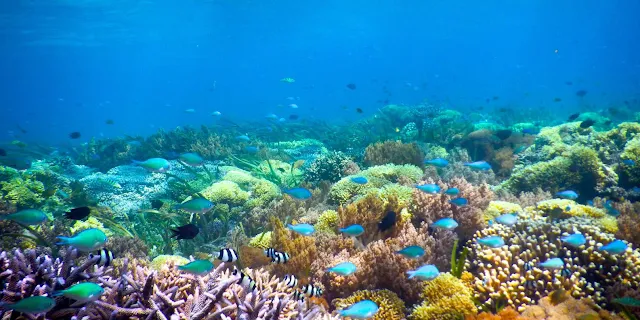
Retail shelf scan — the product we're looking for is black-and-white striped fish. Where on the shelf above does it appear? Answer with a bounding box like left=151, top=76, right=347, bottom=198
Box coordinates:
left=301, top=283, right=322, bottom=297
left=292, top=290, right=305, bottom=302
left=217, top=248, right=238, bottom=262
left=89, top=248, right=114, bottom=267
left=264, top=248, right=277, bottom=259
left=283, top=274, right=298, bottom=288
left=233, top=268, right=257, bottom=291
left=271, top=251, right=290, bottom=264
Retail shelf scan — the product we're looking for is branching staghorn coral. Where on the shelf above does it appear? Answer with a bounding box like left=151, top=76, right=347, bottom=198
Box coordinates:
left=411, top=176, right=492, bottom=241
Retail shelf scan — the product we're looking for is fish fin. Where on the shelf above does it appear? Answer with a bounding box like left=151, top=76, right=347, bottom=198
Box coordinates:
left=406, top=271, right=415, bottom=279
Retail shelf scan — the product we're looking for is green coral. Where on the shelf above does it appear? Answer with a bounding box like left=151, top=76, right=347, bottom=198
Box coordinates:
left=252, top=159, right=303, bottom=188
left=328, top=164, right=422, bottom=204
left=483, top=201, right=524, bottom=222
left=70, top=217, right=115, bottom=238
left=534, top=199, right=617, bottom=232
left=248, top=231, right=272, bottom=249
left=315, top=210, right=339, bottom=234
left=222, top=168, right=280, bottom=208
left=378, top=184, right=414, bottom=207
left=200, top=181, right=249, bottom=206
left=150, top=255, right=190, bottom=271
left=0, top=177, right=45, bottom=208
left=619, top=134, right=640, bottom=187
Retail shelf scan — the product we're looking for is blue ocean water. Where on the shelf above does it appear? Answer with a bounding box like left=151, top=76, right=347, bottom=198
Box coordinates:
left=0, top=0, right=638, bottom=145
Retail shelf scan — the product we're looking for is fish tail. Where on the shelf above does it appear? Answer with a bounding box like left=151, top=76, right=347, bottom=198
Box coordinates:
left=52, top=290, right=64, bottom=297
left=131, top=160, right=141, bottom=166
left=56, top=236, right=72, bottom=246
left=0, top=302, right=11, bottom=310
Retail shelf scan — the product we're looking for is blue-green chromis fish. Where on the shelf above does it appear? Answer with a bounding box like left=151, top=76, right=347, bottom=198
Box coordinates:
left=444, top=188, right=459, bottom=196
left=396, top=245, right=425, bottom=259
left=132, top=158, right=171, bottom=173
left=326, top=261, right=357, bottom=276
left=424, top=158, right=448, bottom=167
left=495, top=213, right=517, bottom=226
left=174, top=198, right=214, bottom=214
left=0, top=209, right=48, bottom=225
left=0, top=296, right=55, bottom=314
left=555, top=190, right=578, bottom=200
left=350, top=176, right=368, bottom=184
left=431, top=217, right=458, bottom=230
left=287, top=223, right=315, bottom=236
left=56, top=228, right=107, bottom=252
left=538, top=257, right=564, bottom=269
left=179, top=153, right=204, bottom=166
left=416, top=183, right=440, bottom=194
left=477, top=236, right=505, bottom=248
left=449, top=197, right=468, bottom=206
left=178, top=259, right=214, bottom=276
left=339, top=224, right=364, bottom=237
left=338, top=299, right=379, bottom=319
left=600, top=239, right=628, bottom=254
left=464, top=161, right=491, bottom=171
left=53, top=282, right=103, bottom=302
left=283, top=188, right=312, bottom=200
left=407, top=264, right=440, bottom=280
left=561, top=233, right=586, bottom=247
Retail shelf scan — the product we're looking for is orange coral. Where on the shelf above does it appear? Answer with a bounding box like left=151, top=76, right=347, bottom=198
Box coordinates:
left=269, top=216, right=317, bottom=280
left=612, top=199, right=640, bottom=247
left=337, top=193, right=406, bottom=245
left=363, top=140, right=424, bottom=167
left=411, top=176, right=492, bottom=240
left=492, top=147, right=515, bottom=178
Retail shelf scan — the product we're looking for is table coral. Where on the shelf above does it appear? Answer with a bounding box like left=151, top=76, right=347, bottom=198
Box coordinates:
left=333, top=289, right=405, bottom=320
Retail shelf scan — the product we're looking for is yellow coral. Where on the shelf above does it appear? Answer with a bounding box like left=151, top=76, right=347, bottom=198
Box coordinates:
left=249, top=231, right=272, bottom=249
left=70, top=216, right=114, bottom=238
left=333, top=289, right=405, bottom=320
left=150, top=255, right=190, bottom=271
left=484, top=201, right=523, bottom=222
left=200, top=180, right=249, bottom=205
left=598, top=216, right=618, bottom=234
left=536, top=199, right=605, bottom=218
left=409, top=273, right=477, bottom=320
left=315, top=210, right=339, bottom=234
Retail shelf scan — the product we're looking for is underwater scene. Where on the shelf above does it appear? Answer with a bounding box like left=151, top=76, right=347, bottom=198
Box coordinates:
left=1, top=1, right=640, bottom=319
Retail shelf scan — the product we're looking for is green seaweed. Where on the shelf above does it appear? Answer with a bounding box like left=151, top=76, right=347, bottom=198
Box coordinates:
left=450, top=239, right=468, bottom=278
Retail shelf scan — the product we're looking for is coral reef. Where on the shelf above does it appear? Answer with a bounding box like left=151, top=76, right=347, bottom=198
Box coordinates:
left=364, top=140, right=425, bottom=167
left=333, top=289, right=405, bottom=320
left=409, top=273, right=477, bottom=320
left=303, top=151, right=360, bottom=184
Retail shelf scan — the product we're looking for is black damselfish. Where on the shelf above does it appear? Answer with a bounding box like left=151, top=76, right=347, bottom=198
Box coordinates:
left=64, top=207, right=91, bottom=220
left=171, top=223, right=200, bottom=240
left=379, top=211, right=396, bottom=231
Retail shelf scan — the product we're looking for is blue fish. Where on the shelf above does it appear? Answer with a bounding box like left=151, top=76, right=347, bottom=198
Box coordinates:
left=327, top=261, right=357, bottom=276
left=416, top=184, right=440, bottom=194
left=495, top=213, right=517, bottom=226
left=235, top=135, right=250, bottom=142
left=556, top=190, right=578, bottom=200
left=632, top=187, right=640, bottom=193
left=340, top=224, right=365, bottom=237
left=538, top=257, right=564, bottom=269
left=283, top=188, right=312, bottom=200
left=338, top=300, right=379, bottom=319
left=561, top=233, right=586, bottom=247
left=623, top=159, right=635, bottom=166
left=444, top=188, right=459, bottom=196
left=396, top=245, right=425, bottom=259
left=424, top=158, right=448, bottom=167
left=600, top=239, right=628, bottom=254
left=287, top=223, right=315, bottom=236
left=604, top=200, right=620, bottom=217
left=350, top=176, right=368, bottom=184
left=245, top=146, right=259, bottom=153
left=477, top=236, right=505, bottom=248
left=587, top=200, right=594, bottom=206
left=431, top=217, right=458, bottom=230
left=464, top=161, right=492, bottom=171
left=522, top=128, right=539, bottom=135
left=449, top=197, right=468, bottom=206
left=407, top=264, right=440, bottom=280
